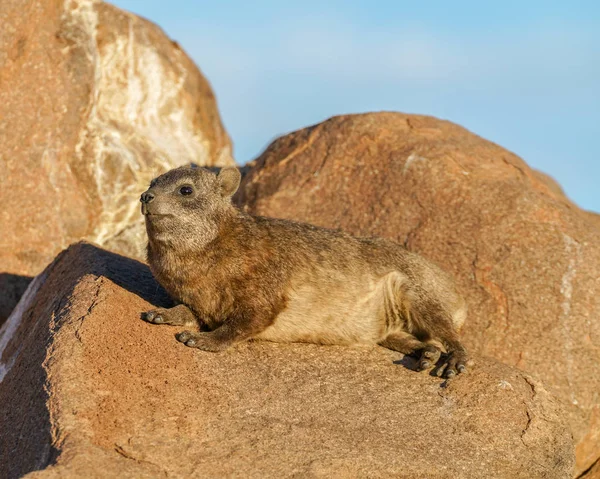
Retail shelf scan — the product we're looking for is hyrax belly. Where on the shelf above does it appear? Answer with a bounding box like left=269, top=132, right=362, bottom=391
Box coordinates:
left=255, top=271, right=408, bottom=346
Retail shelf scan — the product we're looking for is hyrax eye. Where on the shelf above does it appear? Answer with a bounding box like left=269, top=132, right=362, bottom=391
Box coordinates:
left=179, top=186, right=194, bottom=196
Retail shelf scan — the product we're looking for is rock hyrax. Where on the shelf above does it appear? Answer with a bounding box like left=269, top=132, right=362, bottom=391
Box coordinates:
left=140, top=166, right=469, bottom=377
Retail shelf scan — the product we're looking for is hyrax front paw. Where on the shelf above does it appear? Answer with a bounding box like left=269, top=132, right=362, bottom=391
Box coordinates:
left=176, top=330, right=230, bottom=352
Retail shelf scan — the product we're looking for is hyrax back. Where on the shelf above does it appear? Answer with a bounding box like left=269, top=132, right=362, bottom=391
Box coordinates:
left=141, top=166, right=469, bottom=378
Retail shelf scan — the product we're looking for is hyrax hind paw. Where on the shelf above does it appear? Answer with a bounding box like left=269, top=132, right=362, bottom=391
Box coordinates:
left=142, top=309, right=166, bottom=324
left=434, top=350, right=468, bottom=379
left=142, top=307, right=192, bottom=326
left=176, top=330, right=194, bottom=344
left=176, top=330, right=230, bottom=352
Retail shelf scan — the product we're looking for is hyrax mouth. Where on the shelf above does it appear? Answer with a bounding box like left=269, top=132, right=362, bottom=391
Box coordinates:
left=141, top=204, right=164, bottom=217
left=141, top=205, right=171, bottom=218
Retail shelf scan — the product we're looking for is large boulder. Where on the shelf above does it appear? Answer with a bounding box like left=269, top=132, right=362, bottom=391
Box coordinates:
left=0, top=243, right=574, bottom=478
left=0, top=0, right=233, bottom=324
left=236, top=112, right=600, bottom=476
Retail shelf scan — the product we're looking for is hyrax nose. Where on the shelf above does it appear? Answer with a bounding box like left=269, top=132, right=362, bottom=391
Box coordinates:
left=140, top=191, right=155, bottom=204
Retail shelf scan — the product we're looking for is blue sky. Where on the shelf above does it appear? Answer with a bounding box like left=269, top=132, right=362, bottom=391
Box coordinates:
left=113, top=1, right=600, bottom=212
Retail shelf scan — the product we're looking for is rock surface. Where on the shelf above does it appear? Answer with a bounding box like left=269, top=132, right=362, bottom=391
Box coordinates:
left=0, top=243, right=574, bottom=478
left=584, top=461, right=600, bottom=479
left=0, top=0, right=233, bottom=324
left=236, top=112, right=600, bottom=476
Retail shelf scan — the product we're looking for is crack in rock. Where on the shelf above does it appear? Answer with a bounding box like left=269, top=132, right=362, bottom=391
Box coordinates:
left=114, top=443, right=168, bottom=476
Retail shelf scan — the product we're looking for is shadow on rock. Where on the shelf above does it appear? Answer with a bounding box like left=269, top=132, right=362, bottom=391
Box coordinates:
left=0, top=273, right=33, bottom=328
left=0, top=242, right=171, bottom=479
left=72, top=242, right=172, bottom=309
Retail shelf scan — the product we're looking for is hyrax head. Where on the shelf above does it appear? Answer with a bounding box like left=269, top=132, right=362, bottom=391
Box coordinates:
left=140, top=166, right=241, bottom=241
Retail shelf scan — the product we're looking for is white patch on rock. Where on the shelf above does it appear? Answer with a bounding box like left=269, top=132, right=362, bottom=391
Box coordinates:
left=41, top=146, right=69, bottom=247
left=63, top=0, right=233, bottom=258
left=403, top=153, right=427, bottom=174
left=497, top=380, right=514, bottom=390
left=560, top=233, right=583, bottom=406
left=0, top=271, right=47, bottom=383
left=560, top=234, right=580, bottom=319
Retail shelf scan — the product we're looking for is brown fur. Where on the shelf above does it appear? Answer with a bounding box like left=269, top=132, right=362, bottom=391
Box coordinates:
left=140, top=166, right=469, bottom=377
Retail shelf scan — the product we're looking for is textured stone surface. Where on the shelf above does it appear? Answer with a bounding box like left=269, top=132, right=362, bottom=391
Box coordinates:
left=0, top=243, right=574, bottom=478
left=583, top=461, right=600, bottom=479
left=0, top=274, right=32, bottom=323
left=0, top=0, right=233, bottom=323
left=588, top=212, right=600, bottom=229
left=236, top=112, right=600, bottom=476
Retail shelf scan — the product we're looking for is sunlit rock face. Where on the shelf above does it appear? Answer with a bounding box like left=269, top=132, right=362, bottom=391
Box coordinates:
left=0, top=0, right=233, bottom=323
left=0, top=243, right=575, bottom=479
left=236, top=112, right=600, bottom=476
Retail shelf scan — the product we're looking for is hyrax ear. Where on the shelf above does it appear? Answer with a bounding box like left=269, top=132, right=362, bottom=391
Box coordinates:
left=217, top=167, right=241, bottom=197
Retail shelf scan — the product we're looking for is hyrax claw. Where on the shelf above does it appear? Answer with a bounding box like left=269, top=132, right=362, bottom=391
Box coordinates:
left=418, top=360, right=432, bottom=370
left=142, top=311, right=163, bottom=324
left=176, top=331, right=193, bottom=343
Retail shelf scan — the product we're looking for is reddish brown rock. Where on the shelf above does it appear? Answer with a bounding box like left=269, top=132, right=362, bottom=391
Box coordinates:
left=532, top=169, right=567, bottom=198
left=236, top=112, right=600, bottom=476
left=0, top=0, right=233, bottom=324
left=588, top=212, right=600, bottom=229
left=0, top=243, right=574, bottom=478
left=583, top=461, right=600, bottom=479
